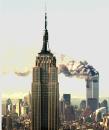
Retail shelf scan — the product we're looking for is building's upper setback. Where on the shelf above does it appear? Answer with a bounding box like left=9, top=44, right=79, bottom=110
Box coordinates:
left=35, top=12, right=56, bottom=68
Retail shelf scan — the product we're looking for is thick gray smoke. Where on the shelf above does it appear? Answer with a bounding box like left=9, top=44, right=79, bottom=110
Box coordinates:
left=58, top=57, right=99, bottom=78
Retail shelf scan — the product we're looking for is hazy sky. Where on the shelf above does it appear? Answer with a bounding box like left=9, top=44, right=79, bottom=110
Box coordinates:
left=0, top=0, right=109, bottom=98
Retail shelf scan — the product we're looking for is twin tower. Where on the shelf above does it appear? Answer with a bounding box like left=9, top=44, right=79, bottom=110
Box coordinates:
left=31, top=12, right=59, bottom=130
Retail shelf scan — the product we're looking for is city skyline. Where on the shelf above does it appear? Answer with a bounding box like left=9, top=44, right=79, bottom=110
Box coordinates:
left=1, top=0, right=109, bottom=98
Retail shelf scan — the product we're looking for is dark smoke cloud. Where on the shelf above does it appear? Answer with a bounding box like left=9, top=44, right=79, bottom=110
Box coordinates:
left=14, top=71, right=30, bottom=76
left=58, top=59, right=99, bottom=78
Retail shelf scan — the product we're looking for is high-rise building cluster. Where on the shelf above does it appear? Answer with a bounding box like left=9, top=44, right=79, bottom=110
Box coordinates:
left=59, top=94, right=75, bottom=122
left=86, top=74, right=99, bottom=111
left=2, top=6, right=108, bottom=130
left=2, top=93, right=31, bottom=130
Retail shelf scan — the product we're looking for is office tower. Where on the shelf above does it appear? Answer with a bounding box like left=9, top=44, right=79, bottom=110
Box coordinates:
left=32, top=12, right=59, bottom=130
left=63, top=94, right=71, bottom=105
left=28, top=91, right=32, bottom=108
left=59, top=100, right=65, bottom=122
left=12, top=105, right=16, bottom=113
left=64, top=105, right=75, bottom=121
left=6, top=98, right=12, bottom=115
left=18, top=99, right=22, bottom=116
left=2, top=102, right=6, bottom=115
left=6, top=115, right=12, bottom=130
left=100, top=100, right=108, bottom=112
left=2, top=116, right=7, bottom=130
left=80, top=100, right=86, bottom=110
left=87, top=98, right=98, bottom=112
left=86, top=75, right=99, bottom=108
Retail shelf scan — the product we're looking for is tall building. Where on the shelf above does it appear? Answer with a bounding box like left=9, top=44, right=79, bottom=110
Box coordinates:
left=18, top=99, right=22, bottom=116
left=2, top=102, right=6, bottom=115
left=80, top=100, right=86, bottom=110
left=6, top=98, right=12, bottom=115
left=86, top=75, right=99, bottom=108
left=63, top=94, right=71, bottom=105
left=32, top=12, right=59, bottom=130
left=64, top=105, right=75, bottom=121
left=6, top=115, right=12, bottom=130
left=59, top=100, right=65, bottom=122
left=100, top=100, right=108, bottom=112
left=87, top=98, right=98, bottom=112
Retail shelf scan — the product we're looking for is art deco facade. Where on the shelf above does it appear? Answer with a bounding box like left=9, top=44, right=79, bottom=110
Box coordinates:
left=32, top=13, right=59, bottom=130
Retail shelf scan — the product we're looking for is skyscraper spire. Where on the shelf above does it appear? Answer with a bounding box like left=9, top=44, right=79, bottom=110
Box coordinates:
left=45, top=12, right=47, bottom=30
left=32, top=4, right=59, bottom=130
left=41, top=11, right=49, bottom=54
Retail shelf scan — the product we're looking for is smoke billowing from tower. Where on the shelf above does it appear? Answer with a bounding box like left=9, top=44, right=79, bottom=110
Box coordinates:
left=58, top=57, right=99, bottom=78
left=58, top=55, right=99, bottom=110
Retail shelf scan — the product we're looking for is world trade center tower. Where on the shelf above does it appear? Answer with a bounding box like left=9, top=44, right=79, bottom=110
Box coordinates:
left=32, top=12, right=59, bottom=130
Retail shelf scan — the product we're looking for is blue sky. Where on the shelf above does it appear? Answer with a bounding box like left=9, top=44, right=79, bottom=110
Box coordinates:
left=0, top=0, right=109, bottom=98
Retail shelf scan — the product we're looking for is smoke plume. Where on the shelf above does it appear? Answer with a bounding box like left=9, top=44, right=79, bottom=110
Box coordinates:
left=58, top=55, right=99, bottom=79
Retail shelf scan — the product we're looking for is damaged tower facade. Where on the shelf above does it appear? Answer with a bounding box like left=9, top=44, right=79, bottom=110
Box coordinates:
left=86, top=74, right=99, bottom=111
left=32, top=12, right=59, bottom=130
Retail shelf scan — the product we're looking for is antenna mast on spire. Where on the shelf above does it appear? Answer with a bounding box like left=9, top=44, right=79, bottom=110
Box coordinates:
left=44, top=0, right=47, bottom=30
left=45, top=1, right=50, bottom=51
left=40, top=1, right=50, bottom=54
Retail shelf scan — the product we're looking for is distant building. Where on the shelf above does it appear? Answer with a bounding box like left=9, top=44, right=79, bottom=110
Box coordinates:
left=6, top=115, right=12, bottom=130
left=86, top=75, right=99, bottom=108
left=11, top=112, right=19, bottom=129
left=6, top=98, right=12, bottom=115
left=87, top=98, right=98, bottom=112
left=64, top=105, right=75, bottom=121
left=2, top=116, right=7, bottom=130
left=23, top=105, right=29, bottom=114
left=28, top=91, right=32, bottom=108
left=59, top=100, right=65, bottom=122
left=18, top=99, right=23, bottom=116
left=100, top=100, right=108, bottom=112
left=12, top=104, right=16, bottom=113
left=80, top=100, right=86, bottom=110
left=2, top=103, right=6, bottom=115
left=63, top=94, right=71, bottom=105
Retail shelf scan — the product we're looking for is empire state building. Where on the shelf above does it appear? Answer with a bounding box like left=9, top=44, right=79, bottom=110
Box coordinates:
left=32, top=12, right=59, bottom=130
